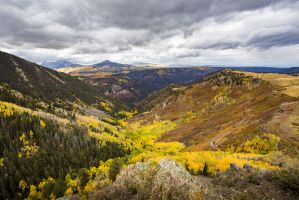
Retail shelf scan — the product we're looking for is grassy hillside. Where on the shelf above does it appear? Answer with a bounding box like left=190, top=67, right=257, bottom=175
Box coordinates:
left=238, top=71, right=299, bottom=97
left=134, top=70, right=299, bottom=155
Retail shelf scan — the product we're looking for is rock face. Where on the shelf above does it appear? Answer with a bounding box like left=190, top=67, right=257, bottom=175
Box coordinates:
left=90, top=160, right=203, bottom=200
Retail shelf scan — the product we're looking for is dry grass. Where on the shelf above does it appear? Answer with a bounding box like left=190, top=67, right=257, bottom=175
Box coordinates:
left=239, top=72, right=299, bottom=97
left=266, top=102, right=299, bottom=155
left=134, top=80, right=285, bottom=151
left=236, top=72, right=299, bottom=155
left=57, top=66, right=90, bottom=73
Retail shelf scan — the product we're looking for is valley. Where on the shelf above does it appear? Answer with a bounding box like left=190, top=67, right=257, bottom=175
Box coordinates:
left=58, top=64, right=221, bottom=105
left=0, top=52, right=298, bottom=200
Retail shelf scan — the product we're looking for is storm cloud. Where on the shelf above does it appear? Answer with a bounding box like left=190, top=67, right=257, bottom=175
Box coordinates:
left=0, top=0, right=298, bottom=66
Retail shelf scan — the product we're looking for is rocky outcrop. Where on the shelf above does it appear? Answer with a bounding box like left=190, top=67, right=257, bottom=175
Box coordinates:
left=90, top=160, right=298, bottom=200
left=90, top=160, right=203, bottom=200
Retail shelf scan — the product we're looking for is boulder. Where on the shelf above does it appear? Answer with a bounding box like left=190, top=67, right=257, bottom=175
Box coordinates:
left=229, top=163, right=242, bottom=172
left=243, top=163, right=253, bottom=172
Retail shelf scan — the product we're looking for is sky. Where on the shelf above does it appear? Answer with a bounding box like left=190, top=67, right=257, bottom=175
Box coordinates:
left=0, top=0, right=299, bottom=66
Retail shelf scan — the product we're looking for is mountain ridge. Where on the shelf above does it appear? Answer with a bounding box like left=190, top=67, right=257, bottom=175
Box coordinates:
left=0, top=51, right=129, bottom=117
left=92, top=60, right=127, bottom=68
left=133, top=70, right=299, bottom=154
left=41, top=59, right=81, bottom=69
left=0, top=51, right=101, bottom=104
left=230, top=67, right=299, bottom=74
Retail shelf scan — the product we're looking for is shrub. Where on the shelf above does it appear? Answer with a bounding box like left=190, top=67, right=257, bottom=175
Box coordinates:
left=237, top=134, right=280, bottom=155
left=109, top=158, right=124, bottom=181
left=78, top=168, right=90, bottom=188
left=270, top=168, right=299, bottom=191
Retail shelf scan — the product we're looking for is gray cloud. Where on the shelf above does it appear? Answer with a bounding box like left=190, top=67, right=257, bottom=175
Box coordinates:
left=246, top=29, right=299, bottom=49
left=0, top=0, right=298, bottom=66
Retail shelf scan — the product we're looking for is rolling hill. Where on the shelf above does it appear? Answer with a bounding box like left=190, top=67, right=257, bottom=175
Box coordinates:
left=133, top=70, right=299, bottom=155
left=92, top=60, right=128, bottom=68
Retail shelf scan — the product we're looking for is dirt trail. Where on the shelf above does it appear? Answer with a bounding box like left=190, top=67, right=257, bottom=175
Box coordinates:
left=208, top=119, right=246, bottom=150
left=266, top=101, right=299, bottom=155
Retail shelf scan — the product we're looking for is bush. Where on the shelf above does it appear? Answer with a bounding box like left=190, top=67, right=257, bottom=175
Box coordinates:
left=237, top=134, right=280, bottom=155
left=78, top=168, right=90, bottom=188
left=108, top=158, right=124, bottom=181
left=271, top=168, right=299, bottom=191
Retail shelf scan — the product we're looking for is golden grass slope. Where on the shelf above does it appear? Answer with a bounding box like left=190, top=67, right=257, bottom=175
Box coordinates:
left=239, top=72, right=299, bottom=97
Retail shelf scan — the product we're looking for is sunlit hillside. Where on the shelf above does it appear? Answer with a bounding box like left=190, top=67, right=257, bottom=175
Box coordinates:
left=134, top=71, right=299, bottom=155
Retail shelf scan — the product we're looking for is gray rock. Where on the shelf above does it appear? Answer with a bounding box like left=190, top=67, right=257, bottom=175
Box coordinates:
left=229, top=163, right=242, bottom=172
left=243, top=163, right=253, bottom=172
left=260, top=168, right=269, bottom=176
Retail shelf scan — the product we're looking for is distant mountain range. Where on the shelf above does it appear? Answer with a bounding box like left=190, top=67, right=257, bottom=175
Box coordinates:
left=41, top=59, right=81, bottom=69
left=41, top=58, right=299, bottom=76
left=200, top=65, right=299, bottom=74
left=92, top=60, right=128, bottom=68
left=41, top=59, right=128, bottom=69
